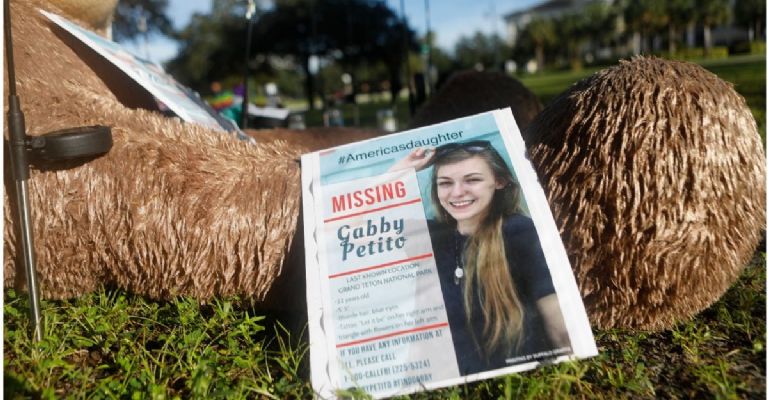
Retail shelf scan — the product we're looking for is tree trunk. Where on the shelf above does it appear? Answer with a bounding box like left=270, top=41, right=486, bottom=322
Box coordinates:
left=535, top=44, right=544, bottom=72
left=569, top=41, right=582, bottom=71
left=686, top=22, right=696, bottom=48
left=388, top=64, right=402, bottom=106
left=302, top=55, right=316, bottom=111
left=632, top=31, right=641, bottom=55
left=703, top=24, right=712, bottom=57
left=668, top=25, right=677, bottom=55
left=653, top=35, right=662, bottom=52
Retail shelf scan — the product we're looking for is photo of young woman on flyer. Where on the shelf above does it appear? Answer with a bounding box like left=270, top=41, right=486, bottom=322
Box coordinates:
left=389, top=140, right=571, bottom=375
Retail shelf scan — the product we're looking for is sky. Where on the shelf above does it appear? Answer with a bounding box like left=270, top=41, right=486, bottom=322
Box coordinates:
left=123, top=0, right=543, bottom=64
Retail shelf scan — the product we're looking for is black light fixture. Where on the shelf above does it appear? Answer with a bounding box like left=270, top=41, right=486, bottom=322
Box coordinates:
left=4, top=0, right=113, bottom=341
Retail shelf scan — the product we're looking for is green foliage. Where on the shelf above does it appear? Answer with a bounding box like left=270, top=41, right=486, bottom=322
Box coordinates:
left=453, top=32, right=511, bottom=71
left=167, top=0, right=417, bottom=104
left=302, top=97, right=411, bottom=129
left=4, top=252, right=764, bottom=399
left=4, top=289, right=310, bottom=399
left=660, top=46, right=730, bottom=60
left=699, top=55, right=767, bottom=141
left=667, top=0, right=695, bottom=26
left=516, top=17, right=557, bottom=69
left=519, top=55, right=765, bottom=141
left=518, top=66, right=601, bottom=106
left=734, top=0, right=766, bottom=39
left=623, top=0, right=670, bottom=33
left=113, top=0, right=173, bottom=43
left=751, top=41, right=767, bottom=54
left=698, top=0, right=732, bottom=26
left=165, top=9, right=253, bottom=90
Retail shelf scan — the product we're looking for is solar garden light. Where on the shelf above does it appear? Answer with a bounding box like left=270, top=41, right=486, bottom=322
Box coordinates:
left=5, top=0, right=113, bottom=341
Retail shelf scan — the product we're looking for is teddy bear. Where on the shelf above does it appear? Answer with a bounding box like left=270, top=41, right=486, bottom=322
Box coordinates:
left=523, top=57, right=765, bottom=329
left=5, top=0, right=764, bottom=332
left=4, top=0, right=306, bottom=307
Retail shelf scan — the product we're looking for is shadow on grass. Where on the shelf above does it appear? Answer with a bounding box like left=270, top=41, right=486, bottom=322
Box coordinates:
left=5, top=373, right=38, bottom=399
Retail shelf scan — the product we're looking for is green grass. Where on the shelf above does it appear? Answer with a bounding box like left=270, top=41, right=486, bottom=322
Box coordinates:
left=518, top=54, right=766, bottom=140
left=699, top=55, right=766, bottom=141
left=4, top=291, right=312, bottom=399
left=5, top=252, right=764, bottom=398
left=5, top=55, right=765, bottom=398
left=298, top=55, right=765, bottom=141
left=301, top=97, right=413, bottom=131
left=517, top=67, right=600, bottom=107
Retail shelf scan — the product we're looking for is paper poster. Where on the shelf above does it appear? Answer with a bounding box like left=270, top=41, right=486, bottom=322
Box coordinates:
left=40, top=10, right=250, bottom=141
left=302, top=109, right=597, bottom=398
left=321, top=169, right=460, bottom=394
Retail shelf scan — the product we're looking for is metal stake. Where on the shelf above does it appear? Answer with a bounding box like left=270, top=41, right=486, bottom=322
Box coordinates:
left=5, top=0, right=43, bottom=341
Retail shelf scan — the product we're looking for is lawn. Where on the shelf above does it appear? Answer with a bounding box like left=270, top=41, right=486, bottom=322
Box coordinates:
left=698, top=55, right=766, bottom=141
left=4, top=254, right=764, bottom=399
left=4, top=55, right=765, bottom=399
left=300, top=97, right=413, bottom=131
left=300, top=54, right=765, bottom=141
left=517, top=54, right=766, bottom=140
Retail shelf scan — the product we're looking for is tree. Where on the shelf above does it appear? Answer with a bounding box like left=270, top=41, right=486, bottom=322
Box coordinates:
left=666, top=0, right=694, bottom=55
left=556, top=11, right=593, bottom=70
left=583, top=2, right=619, bottom=52
left=165, top=7, right=253, bottom=90
left=251, top=0, right=416, bottom=108
left=453, top=32, right=510, bottom=71
left=698, top=0, right=731, bottom=57
left=167, top=1, right=310, bottom=98
left=623, top=0, right=669, bottom=54
left=249, top=1, right=323, bottom=108
left=328, top=1, right=417, bottom=106
left=734, top=0, right=765, bottom=42
left=427, top=43, right=454, bottom=87
left=112, top=0, right=173, bottom=43
left=166, top=0, right=416, bottom=108
left=519, top=17, right=556, bottom=71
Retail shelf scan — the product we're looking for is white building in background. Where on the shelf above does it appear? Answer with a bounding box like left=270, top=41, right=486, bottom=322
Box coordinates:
left=503, top=0, right=754, bottom=63
left=503, top=0, right=619, bottom=71
left=503, top=0, right=614, bottom=47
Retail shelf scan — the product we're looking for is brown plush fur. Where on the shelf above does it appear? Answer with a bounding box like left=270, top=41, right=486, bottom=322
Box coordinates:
left=49, top=0, right=118, bottom=38
left=3, top=0, right=304, bottom=304
left=408, top=70, right=543, bottom=131
left=246, top=127, right=388, bottom=152
left=523, top=57, right=766, bottom=330
left=8, top=0, right=761, bottom=332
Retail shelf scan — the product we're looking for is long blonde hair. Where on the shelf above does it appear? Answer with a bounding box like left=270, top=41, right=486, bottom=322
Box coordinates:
left=430, top=143, right=525, bottom=354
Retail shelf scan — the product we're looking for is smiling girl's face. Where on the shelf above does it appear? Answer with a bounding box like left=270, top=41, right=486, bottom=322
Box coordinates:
left=435, top=156, right=504, bottom=235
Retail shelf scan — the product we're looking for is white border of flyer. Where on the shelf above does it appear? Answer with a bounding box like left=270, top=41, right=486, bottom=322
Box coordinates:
left=40, top=9, right=248, bottom=139
left=301, top=109, right=597, bottom=399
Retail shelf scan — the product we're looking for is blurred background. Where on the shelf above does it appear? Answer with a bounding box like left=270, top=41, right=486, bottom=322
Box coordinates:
left=113, top=0, right=765, bottom=133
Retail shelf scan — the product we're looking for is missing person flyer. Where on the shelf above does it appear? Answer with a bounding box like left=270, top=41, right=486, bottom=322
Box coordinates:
left=301, top=109, right=597, bottom=398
